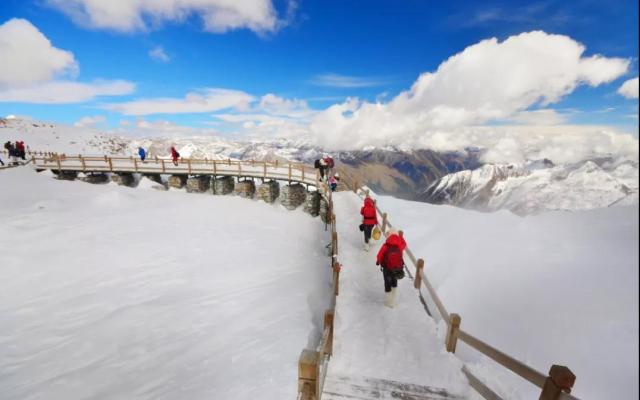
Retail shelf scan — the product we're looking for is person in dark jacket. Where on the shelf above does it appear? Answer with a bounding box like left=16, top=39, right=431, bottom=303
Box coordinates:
left=360, top=196, right=378, bottom=251
left=376, top=230, right=407, bottom=307
left=138, top=147, right=146, bottom=162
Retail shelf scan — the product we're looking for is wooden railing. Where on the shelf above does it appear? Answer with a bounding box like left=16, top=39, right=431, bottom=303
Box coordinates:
left=28, top=153, right=320, bottom=187
left=297, top=182, right=340, bottom=400
left=344, top=171, right=579, bottom=400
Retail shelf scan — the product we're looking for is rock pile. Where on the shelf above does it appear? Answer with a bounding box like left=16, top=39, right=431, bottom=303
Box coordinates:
left=54, top=170, right=78, bottom=181
left=168, top=175, right=187, bottom=189
left=280, top=183, right=306, bottom=210
left=320, top=197, right=330, bottom=224
left=80, top=173, right=109, bottom=184
left=186, top=175, right=210, bottom=193
left=212, top=176, right=234, bottom=195
left=111, top=173, right=136, bottom=187
left=303, top=190, right=320, bottom=216
left=234, top=180, right=256, bottom=199
left=257, top=180, right=280, bottom=203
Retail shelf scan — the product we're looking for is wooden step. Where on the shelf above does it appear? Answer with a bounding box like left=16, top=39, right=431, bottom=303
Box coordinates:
left=322, top=374, right=462, bottom=400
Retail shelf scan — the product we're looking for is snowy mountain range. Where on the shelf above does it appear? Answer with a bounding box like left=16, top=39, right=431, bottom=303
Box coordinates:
left=2, top=117, right=638, bottom=215
left=420, top=159, right=639, bottom=215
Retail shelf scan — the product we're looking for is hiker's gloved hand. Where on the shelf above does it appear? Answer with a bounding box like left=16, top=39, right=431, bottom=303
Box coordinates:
left=375, top=261, right=379, bottom=266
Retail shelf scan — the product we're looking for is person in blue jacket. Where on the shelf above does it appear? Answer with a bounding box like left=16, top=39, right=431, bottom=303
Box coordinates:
left=138, top=147, right=146, bottom=162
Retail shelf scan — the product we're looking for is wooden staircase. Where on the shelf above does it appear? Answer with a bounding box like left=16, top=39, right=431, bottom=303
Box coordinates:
left=322, top=375, right=461, bottom=400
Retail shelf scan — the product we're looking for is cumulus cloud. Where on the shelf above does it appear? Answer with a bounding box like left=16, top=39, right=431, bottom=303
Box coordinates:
left=307, top=31, right=631, bottom=157
left=103, top=88, right=254, bottom=115
left=46, top=0, right=285, bottom=34
left=311, top=73, right=388, bottom=88
left=0, top=19, right=78, bottom=88
left=74, top=115, right=106, bottom=128
left=618, top=77, right=639, bottom=99
left=507, top=109, right=568, bottom=125
left=0, top=80, right=135, bottom=103
left=149, top=45, right=170, bottom=62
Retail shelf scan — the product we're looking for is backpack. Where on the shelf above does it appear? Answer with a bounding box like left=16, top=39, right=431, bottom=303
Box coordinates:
left=175, top=151, right=180, bottom=158
left=383, top=245, right=404, bottom=270
left=325, top=157, right=335, bottom=168
left=314, top=159, right=321, bottom=169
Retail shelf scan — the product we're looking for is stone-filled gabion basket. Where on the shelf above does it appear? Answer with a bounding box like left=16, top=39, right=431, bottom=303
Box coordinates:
left=168, top=175, right=187, bottom=189
left=320, top=197, right=330, bottom=224
left=234, top=180, right=256, bottom=199
left=144, top=174, right=163, bottom=184
left=212, top=176, right=234, bottom=195
left=257, top=180, right=280, bottom=203
left=81, top=173, right=109, bottom=184
left=54, top=170, right=78, bottom=181
left=303, top=190, right=321, bottom=216
left=280, top=183, right=306, bottom=210
left=111, top=172, right=136, bottom=187
left=186, top=175, right=210, bottom=193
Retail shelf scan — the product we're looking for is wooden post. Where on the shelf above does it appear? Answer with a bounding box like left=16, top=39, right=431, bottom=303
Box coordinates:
left=104, top=155, right=108, bottom=162
left=227, top=158, right=231, bottom=166
left=414, top=258, right=424, bottom=289
left=539, top=365, right=576, bottom=400
left=213, top=161, right=217, bottom=175
left=381, top=213, right=388, bottom=233
left=332, top=231, right=338, bottom=256
left=263, top=162, right=267, bottom=178
left=134, top=158, right=138, bottom=172
left=188, top=159, right=192, bottom=174
left=301, top=166, right=305, bottom=182
left=446, top=313, right=461, bottom=353
left=298, top=350, right=319, bottom=397
left=275, top=159, right=278, bottom=167
left=238, top=162, right=241, bottom=176
left=56, top=156, right=62, bottom=172
left=80, top=156, right=86, bottom=171
left=333, top=262, right=341, bottom=296
left=324, top=310, right=334, bottom=356
left=288, top=163, right=292, bottom=181
left=251, top=159, right=255, bottom=167
left=161, top=159, right=166, bottom=173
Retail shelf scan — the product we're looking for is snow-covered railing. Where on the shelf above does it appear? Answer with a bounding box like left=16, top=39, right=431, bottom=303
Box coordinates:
left=344, top=172, right=579, bottom=400
left=29, top=154, right=321, bottom=187
left=297, top=182, right=340, bottom=400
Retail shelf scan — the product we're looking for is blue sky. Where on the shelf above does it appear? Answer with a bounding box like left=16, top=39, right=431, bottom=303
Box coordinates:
left=0, top=0, right=638, bottom=142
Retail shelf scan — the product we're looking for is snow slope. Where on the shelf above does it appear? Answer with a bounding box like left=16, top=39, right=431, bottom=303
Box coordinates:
left=0, top=168, right=333, bottom=400
left=421, top=159, right=639, bottom=215
left=372, top=194, right=638, bottom=399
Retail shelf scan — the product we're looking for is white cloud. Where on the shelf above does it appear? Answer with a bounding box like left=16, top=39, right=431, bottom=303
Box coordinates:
left=508, top=109, right=568, bottom=125
left=149, top=45, right=170, bottom=63
left=618, top=77, right=639, bottom=99
left=103, top=88, right=254, bottom=115
left=308, top=31, right=631, bottom=158
left=74, top=115, right=106, bottom=128
left=311, top=73, right=388, bottom=88
left=0, top=80, right=135, bottom=103
left=46, top=0, right=284, bottom=34
left=0, top=19, right=78, bottom=88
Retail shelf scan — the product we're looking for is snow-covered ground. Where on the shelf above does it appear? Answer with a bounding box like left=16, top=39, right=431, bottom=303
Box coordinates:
left=371, top=194, right=638, bottom=399
left=0, top=168, right=332, bottom=400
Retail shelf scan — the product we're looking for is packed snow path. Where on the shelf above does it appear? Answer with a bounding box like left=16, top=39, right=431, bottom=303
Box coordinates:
left=323, top=192, right=477, bottom=399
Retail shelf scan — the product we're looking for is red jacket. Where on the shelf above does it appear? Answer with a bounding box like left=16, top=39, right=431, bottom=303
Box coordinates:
left=376, top=233, right=407, bottom=268
left=360, top=198, right=378, bottom=226
left=170, top=147, right=179, bottom=159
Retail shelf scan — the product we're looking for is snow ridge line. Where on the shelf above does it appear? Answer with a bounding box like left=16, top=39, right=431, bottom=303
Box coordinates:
left=339, top=170, right=580, bottom=400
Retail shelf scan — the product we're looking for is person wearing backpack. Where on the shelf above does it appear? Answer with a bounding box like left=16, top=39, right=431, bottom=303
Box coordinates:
left=170, top=146, right=180, bottom=166
left=323, top=155, right=335, bottom=178
left=376, top=230, right=407, bottom=308
left=138, top=147, right=146, bottom=162
left=360, top=196, right=378, bottom=251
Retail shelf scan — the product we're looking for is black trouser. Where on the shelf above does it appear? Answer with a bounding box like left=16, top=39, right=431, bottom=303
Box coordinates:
left=319, top=166, right=326, bottom=180
left=363, top=224, right=374, bottom=243
left=382, top=268, right=398, bottom=292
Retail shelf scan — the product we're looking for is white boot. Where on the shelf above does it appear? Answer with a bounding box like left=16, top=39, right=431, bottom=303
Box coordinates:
left=384, top=291, right=394, bottom=308
left=391, top=287, right=398, bottom=307
left=363, top=242, right=370, bottom=252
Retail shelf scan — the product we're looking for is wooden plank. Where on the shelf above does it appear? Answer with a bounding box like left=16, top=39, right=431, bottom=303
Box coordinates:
left=461, top=366, right=504, bottom=400
left=457, top=329, right=546, bottom=388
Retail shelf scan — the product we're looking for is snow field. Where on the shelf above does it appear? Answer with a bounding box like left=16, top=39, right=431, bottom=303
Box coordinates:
left=372, top=194, right=639, bottom=399
left=0, top=168, right=333, bottom=400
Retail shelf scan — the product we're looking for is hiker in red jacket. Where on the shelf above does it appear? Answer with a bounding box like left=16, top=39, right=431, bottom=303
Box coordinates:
left=170, top=146, right=180, bottom=166
left=360, top=196, right=378, bottom=251
left=376, top=230, right=407, bottom=308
